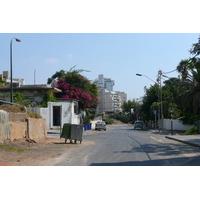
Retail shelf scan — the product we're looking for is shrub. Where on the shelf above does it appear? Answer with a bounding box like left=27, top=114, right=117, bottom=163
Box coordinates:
left=27, top=110, right=42, bottom=118
left=103, top=118, right=114, bottom=124
left=183, top=126, right=198, bottom=135
left=109, top=113, right=129, bottom=124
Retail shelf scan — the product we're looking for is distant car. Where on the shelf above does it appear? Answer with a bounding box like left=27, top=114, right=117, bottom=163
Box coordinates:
left=95, top=121, right=106, bottom=131
left=133, top=121, right=144, bottom=129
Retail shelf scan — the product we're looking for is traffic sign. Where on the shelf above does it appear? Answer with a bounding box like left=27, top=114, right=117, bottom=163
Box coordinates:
left=153, top=110, right=158, bottom=115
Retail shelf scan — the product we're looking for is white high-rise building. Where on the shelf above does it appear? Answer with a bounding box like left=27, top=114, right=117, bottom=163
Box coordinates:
left=94, top=74, right=127, bottom=114
left=94, top=74, right=114, bottom=91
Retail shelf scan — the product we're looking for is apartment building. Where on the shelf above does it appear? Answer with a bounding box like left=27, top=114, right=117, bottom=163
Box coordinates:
left=1, top=71, right=25, bottom=87
left=94, top=74, right=114, bottom=91
left=94, top=74, right=127, bottom=115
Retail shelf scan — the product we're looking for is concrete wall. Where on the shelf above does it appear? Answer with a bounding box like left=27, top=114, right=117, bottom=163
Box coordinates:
left=0, top=110, right=10, bottom=141
left=28, top=107, right=49, bottom=130
left=9, top=113, right=27, bottom=122
left=28, top=118, right=47, bottom=139
left=0, top=110, right=47, bottom=142
left=9, top=121, right=27, bottom=141
left=162, top=119, right=192, bottom=131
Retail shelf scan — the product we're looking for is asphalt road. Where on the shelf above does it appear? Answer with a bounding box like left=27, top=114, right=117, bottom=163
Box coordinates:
left=53, top=124, right=200, bottom=166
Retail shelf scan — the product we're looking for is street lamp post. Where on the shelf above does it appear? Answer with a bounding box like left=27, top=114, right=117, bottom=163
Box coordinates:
left=136, top=74, right=157, bottom=84
left=10, top=38, right=21, bottom=103
left=136, top=73, right=163, bottom=133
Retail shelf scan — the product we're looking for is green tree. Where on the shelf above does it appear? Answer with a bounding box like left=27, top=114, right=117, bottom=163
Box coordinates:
left=49, top=66, right=99, bottom=121
left=177, top=37, right=200, bottom=115
left=121, top=100, right=141, bottom=123
left=176, top=59, right=189, bottom=80
left=162, top=78, right=182, bottom=118
left=141, top=84, right=159, bottom=122
left=47, top=69, right=66, bottom=84
left=179, top=67, right=200, bottom=114
left=41, top=93, right=58, bottom=107
left=0, top=76, right=6, bottom=85
left=189, top=36, right=200, bottom=58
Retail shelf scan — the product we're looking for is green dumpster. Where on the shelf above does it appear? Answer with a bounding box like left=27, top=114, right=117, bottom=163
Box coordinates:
left=60, top=123, right=83, bottom=144
left=60, top=123, right=71, bottom=143
left=71, top=124, right=84, bottom=144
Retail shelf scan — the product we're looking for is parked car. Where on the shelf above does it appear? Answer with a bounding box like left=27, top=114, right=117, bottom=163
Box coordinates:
left=95, top=121, right=106, bottom=131
left=133, top=121, right=144, bottom=129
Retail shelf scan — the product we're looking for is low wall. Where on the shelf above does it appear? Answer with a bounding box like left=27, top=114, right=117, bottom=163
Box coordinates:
left=9, top=121, right=27, bottom=141
left=162, top=119, right=192, bottom=131
left=0, top=110, right=10, bottom=141
left=9, top=113, right=27, bottom=122
left=28, top=118, right=47, bottom=139
left=0, top=110, right=47, bottom=142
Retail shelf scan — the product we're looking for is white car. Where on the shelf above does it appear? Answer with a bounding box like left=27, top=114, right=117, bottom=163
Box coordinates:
left=133, top=121, right=144, bottom=129
left=95, top=121, right=106, bottom=131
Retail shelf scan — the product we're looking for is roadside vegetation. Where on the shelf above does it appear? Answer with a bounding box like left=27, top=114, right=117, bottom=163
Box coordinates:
left=137, top=36, right=200, bottom=127
left=183, top=126, right=198, bottom=135
left=0, top=104, right=41, bottom=118
left=0, top=145, right=26, bottom=152
left=47, top=66, right=99, bottom=123
left=102, top=118, right=114, bottom=124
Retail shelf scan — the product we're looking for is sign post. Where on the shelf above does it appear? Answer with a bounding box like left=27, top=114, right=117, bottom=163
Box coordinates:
left=153, top=110, right=158, bottom=131
left=169, top=108, right=174, bottom=135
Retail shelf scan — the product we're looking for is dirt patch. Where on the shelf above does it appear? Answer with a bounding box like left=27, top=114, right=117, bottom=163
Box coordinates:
left=0, top=137, right=85, bottom=166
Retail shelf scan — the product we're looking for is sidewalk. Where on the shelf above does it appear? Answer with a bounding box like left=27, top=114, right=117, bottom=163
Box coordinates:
left=147, top=128, right=200, bottom=148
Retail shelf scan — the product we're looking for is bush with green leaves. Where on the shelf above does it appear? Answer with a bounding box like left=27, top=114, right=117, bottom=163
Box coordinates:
left=41, top=92, right=58, bottom=107
left=183, top=126, right=198, bottom=135
left=103, top=118, right=114, bottom=124
left=109, top=113, right=129, bottom=124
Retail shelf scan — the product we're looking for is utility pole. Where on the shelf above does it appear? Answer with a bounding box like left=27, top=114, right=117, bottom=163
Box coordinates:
left=157, top=70, right=164, bottom=133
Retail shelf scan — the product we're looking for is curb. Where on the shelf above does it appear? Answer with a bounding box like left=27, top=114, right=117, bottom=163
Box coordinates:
left=165, top=136, right=200, bottom=148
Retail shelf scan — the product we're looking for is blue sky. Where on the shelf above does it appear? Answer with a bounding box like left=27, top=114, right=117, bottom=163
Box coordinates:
left=0, top=1, right=200, bottom=100
left=1, top=33, right=199, bottom=99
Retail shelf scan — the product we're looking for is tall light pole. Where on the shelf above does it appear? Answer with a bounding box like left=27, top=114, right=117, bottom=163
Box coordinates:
left=136, top=74, right=157, bottom=84
left=10, top=38, right=21, bottom=103
left=136, top=73, right=162, bottom=132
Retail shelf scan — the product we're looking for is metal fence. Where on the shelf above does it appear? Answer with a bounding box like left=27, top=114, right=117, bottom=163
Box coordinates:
left=0, top=100, right=16, bottom=106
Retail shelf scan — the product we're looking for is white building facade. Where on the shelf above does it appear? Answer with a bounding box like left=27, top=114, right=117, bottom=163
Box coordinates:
left=27, top=99, right=81, bottom=130
left=2, top=71, right=25, bottom=87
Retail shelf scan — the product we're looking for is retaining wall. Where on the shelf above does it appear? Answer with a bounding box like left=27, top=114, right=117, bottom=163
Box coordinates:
left=9, top=121, right=27, bottom=141
left=28, top=118, right=47, bottom=139
left=0, top=110, right=47, bottom=142
left=0, top=110, right=10, bottom=141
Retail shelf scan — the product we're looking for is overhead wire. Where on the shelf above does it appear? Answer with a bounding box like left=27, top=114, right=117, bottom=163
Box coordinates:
left=162, top=69, right=177, bottom=74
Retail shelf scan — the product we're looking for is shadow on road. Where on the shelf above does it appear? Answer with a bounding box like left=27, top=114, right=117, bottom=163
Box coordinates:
left=89, top=140, right=200, bottom=166
left=89, top=155, right=200, bottom=166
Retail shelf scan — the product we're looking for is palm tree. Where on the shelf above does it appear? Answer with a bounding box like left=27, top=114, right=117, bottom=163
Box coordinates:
left=179, top=67, right=200, bottom=114
left=189, top=36, right=200, bottom=58
left=176, top=59, right=189, bottom=80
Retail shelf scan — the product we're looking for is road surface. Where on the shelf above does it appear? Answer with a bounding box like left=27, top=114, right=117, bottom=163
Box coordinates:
left=50, top=124, right=200, bottom=166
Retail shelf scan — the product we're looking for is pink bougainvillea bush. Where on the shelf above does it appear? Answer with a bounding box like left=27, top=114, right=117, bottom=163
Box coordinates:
left=56, top=70, right=99, bottom=109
